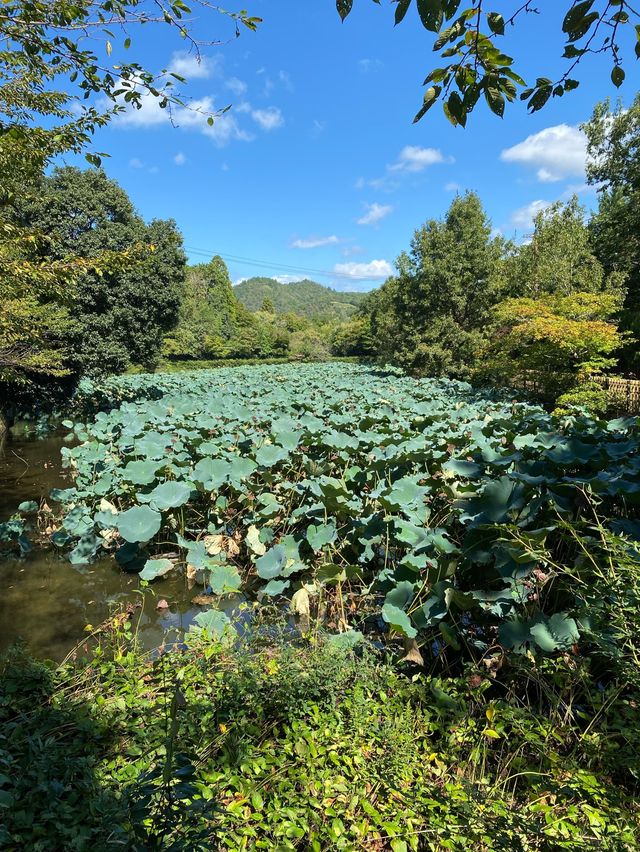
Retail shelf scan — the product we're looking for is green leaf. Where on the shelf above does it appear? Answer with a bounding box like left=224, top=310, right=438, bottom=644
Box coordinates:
left=487, top=11, right=504, bottom=35
left=416, top=0, right=443, bottom=31
left=336, top=0, right=353, bottom=21
left=255, top=444, right=289, bottom=467
left=262, top=578, right=290, bottom=596
left=146, top=480, right=192, bottom=510
left=394, top=0, right=412, bottom=26
left=191, top=609, right=232, bottom=639
left=307, top=521, right=337, bottom=551
left=209, top=564, right=242, bottom=594
left=117, top=505, right=162, bottom=543
left=384, top=581, right=415, bottom=611
left=611, top=65, right=625, bottom=88
left=382, top=603, right=417, bottom=638
left=140, top=558, right=174, bottom=582
left=255, top=545, right=287, bottom=579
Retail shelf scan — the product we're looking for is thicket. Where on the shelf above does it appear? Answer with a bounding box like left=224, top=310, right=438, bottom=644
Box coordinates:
left=2, top=617, right=639, bottom=851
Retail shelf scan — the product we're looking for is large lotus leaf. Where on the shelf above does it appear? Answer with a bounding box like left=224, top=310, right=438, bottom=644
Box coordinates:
left=139, top=558, right=174, bottom=582
left=442, top=459, right=483, bottom=479
left=227, top=456, right=257, bottom=484
left=381, top=603, right=417, bottom=638
left=546, top=438, right=601, bottom=465
left=255, top=444, right=290, bottom=467
left=208, top=564, right=242, bottom=595
left=261, top=579, right=291, bottom=596
left=255, top=546, right=288, bottom=579
left=412, top=594, right=448, bottom=629
left=307, top=521, right=337, bottom=551
left=498, top=617, right=533, bottom=654
left=134, top=432, right=171, bottom=459
left=380, top=476, right=429, bottom=514
left=145, top=480, right=192, bottom=511
left=193, top=457, right=230, bottom=489
left=62, top=507, right=94, bottom=536
left=273, top=428, right=303, bottom=451
left=117, top=505, right=162, bottom=543
left=384, top=581, right=415, bottom=611
left=69, top=532, right=101, bottom=566
left=531, top=613, right=579, bottom=652
left=190, top=609, right=232, bottom=639
left=326, top=630, right=364, bottom=649
left=49, top=488, right=77, bottom=503
left=123, top=460, right=161, bottom=486
left=458, top=476, right=526, bottom=525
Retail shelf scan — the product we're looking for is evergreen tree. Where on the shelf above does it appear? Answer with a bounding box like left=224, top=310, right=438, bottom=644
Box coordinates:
left=369, top=192, right=503, bottom=377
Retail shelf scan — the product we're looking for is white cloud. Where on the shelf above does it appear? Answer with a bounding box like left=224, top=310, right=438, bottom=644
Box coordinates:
left=501, top=124, right=587, bottom=182
left=311, top=119, right=325, bottom=137
left=168, top=51, right=218, bottom=80
left=129, top=157, right=144, bottom=168
left=291, top=235, right=340, bottom=249
left=279, top=70, right=293, bottom=91
left=273, top=274, right=306, bottom=284
left=226, top=77, right=248, bottom=96
left=445, top=181, right=461, bottom=192
left=333, top=259, right=393, bottom=280
left=251, top=106, right=284, bottom=131
left=509, top=199, right=553, bottom=232
left=114, top=92, right=254, bottom=146
left=341, top=245, right=363, bottom=257
left=389, top=145, right=448, bottom=173
left=357, top=202, right=393, bottom=226
left=358, top=58, right=382, bottom=72
left=173, top=152, right=186, bottom=165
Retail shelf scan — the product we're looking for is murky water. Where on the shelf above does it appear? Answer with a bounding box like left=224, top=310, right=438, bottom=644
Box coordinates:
left=0, top=431, right=249, bottom=661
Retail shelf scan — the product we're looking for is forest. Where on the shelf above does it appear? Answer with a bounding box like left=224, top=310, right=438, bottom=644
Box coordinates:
left=2, top=0, right=640, bottom=850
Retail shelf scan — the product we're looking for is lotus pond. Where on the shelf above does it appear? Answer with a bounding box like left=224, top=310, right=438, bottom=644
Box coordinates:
left=2, top=362, right=639, bottom=661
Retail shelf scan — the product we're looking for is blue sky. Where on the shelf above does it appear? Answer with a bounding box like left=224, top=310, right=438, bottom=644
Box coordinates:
left=64, top=1, right=638, bottom=291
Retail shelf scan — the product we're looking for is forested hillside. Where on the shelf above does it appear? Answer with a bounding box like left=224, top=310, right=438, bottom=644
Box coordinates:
left=234, top=276, right=368, bottom=321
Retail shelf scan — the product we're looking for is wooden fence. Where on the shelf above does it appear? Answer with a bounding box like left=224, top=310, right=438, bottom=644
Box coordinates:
left=596, top=376, right=640, bottom=414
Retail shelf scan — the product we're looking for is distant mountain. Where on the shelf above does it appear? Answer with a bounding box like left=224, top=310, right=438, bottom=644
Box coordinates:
left=233, top=277, right=369, bottom=322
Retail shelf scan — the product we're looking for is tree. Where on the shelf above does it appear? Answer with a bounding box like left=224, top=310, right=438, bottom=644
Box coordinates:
left=479, top=291, right=626, bottom=412
left=0, top=0, right=259, bottom=394
left=330, top=316, right=376, bottom=357
left=506, top=196, right=625, bottom=298
left=19, top=167, right=185, bottom=376
left=164, top=257, right=238, bottom=360
left=584, top=94, right=640, bottom=369
left=338, top=1, right=640, bottom=125
left=369, top=192, right=504, bottom=377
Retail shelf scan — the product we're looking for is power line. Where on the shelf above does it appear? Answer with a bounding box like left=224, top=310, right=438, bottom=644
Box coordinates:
left=184, top=245, right=381, bottom=282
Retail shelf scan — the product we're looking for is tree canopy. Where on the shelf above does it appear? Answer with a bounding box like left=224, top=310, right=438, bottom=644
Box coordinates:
left=18, top=167, right=185, bottom=377
left=369, top=191, right=504, bottom=377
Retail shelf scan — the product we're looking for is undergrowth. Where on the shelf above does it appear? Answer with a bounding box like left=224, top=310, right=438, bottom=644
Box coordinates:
left=1, top=621, right=638, bottom=851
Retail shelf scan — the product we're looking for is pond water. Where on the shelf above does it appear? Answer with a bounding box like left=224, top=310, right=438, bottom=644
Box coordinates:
left=0, top=431, right=249, bottom=661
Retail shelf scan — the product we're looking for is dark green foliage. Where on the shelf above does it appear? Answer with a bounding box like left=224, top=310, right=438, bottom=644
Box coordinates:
left=368, top=192, right=503, bottom=377
left=234, top=276, right=367, bottom=322
left=18, top=167, right=185, bottom=377
left=505, top=196, right=624, bottom=298
left=164, top=258, right=297, bottom=361
left=1, top=630, right=638, bottom=850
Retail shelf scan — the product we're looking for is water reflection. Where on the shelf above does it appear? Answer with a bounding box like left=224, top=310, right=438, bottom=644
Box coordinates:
left=0, top=549, right=250, bottom=662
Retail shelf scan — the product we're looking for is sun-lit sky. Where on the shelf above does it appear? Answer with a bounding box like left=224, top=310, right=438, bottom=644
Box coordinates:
left=64, top=1, right=638, bottom=290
